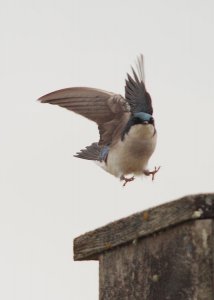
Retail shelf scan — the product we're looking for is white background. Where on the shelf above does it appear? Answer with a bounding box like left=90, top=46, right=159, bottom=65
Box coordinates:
left=1, top=0, right=214, bottom=299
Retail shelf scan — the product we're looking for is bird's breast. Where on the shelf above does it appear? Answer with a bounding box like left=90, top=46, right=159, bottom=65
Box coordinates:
left=105, top=124, right=157, bottom=177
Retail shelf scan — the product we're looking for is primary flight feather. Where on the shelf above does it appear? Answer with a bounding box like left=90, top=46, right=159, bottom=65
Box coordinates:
left=38, top=55, right=160, bottom=186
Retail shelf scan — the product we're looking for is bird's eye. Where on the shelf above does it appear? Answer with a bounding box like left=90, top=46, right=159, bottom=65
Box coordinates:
left=149, top=117, right=154, bottom=124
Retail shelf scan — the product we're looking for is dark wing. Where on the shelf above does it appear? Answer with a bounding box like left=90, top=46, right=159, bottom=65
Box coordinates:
left=125, top=54, right=153, bottom=115
left=38, top=87, right=130, bottom=146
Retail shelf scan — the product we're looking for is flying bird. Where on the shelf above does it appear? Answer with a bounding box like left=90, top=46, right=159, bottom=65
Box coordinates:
left=38, top=55, right=160, bottom=186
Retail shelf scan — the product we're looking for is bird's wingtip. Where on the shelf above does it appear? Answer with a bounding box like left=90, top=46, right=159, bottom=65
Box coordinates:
left=135, top=54, right=145, bottom=83
left=139, top=53, right=144, bottom=60
left=37, top=94, right=46, bottom=102
left=37, top=93, right=52, bottom=103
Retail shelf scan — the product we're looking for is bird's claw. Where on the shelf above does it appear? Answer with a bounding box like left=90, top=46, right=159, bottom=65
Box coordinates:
left=144, top=166, right=160, bottom=181
left=120, top=175, right=135, bottom=187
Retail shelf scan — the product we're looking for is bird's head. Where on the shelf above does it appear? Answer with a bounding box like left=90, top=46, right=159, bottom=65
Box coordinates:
left=132, top=112, right=154, bottom=125
left=121, top=112, right=155, bottom=141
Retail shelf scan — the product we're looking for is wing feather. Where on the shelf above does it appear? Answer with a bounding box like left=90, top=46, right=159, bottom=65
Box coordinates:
left=38, top=87, right=130, bottom=145
left=125, top=54, right=153, bottom=115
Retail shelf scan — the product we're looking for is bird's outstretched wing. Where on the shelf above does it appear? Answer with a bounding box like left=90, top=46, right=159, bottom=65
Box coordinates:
left=125, top=54, right=153, bottom=115
left=38, top=87, right=130, bottom=146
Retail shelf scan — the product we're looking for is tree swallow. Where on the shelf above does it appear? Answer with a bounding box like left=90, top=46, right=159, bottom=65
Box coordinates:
left=38, top=55, right=160, bottom=186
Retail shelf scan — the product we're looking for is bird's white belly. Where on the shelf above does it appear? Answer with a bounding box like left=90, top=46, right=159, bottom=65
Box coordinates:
left=103, top=124, right=157, bottom=177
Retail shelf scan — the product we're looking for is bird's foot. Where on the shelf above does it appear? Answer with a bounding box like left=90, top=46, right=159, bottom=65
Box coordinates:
left=120, top=175, right=135, bottom=187
left=144, top=166, right=160, bottom=181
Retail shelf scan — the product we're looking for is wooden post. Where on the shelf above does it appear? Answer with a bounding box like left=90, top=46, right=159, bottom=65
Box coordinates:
left=74, top=193, right=214, bottom=299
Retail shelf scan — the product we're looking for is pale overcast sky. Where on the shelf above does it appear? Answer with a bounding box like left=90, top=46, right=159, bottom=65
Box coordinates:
left=1, top=0, right=214, bottom=299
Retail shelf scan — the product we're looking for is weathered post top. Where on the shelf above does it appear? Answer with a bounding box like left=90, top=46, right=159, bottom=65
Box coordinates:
left=74, top=193, right=214, bottom=261
left=73, top=193, right=214, bottom=300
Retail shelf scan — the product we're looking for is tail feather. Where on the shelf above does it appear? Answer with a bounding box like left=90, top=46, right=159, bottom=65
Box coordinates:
left=74, top=143, right=101, bottom=161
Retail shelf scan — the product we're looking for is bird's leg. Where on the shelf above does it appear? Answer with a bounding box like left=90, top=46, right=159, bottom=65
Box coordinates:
left=144, top=166, right=160, bottom=181
left=120, top=175, right=135, bottom=187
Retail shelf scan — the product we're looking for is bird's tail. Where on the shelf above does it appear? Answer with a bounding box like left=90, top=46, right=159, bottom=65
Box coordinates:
left=74, top=143, right=101, bottom=161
